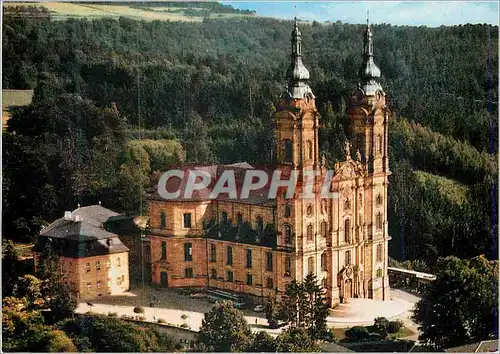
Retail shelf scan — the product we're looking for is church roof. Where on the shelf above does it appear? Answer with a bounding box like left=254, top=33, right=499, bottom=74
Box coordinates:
left=148, top=163, right=276, bottom=206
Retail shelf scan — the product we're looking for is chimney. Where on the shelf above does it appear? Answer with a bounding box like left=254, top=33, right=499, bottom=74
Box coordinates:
left=64, top=211, right=72, bottom=220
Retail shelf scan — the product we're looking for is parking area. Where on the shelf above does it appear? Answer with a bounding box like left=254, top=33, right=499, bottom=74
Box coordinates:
left=89, top=286, right=268, bottom=318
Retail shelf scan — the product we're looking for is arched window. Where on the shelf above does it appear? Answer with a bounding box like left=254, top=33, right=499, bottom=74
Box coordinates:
left=307, top=205, right=313, bottom=216
left=285, top=256, right=291, bottom=276
left=344, top=199, right=351, bottom=211
left=376, top=244, right=383, bottom=262
left=376, top=213, right=383, bottom=230
left=344, top=219, right=351, bottom=243
left=256, top=216, right=264, bottom=236
left=221, top=211, right=228, bottom=224
left=307, top=224, right=313, bottom=241
left=307, top=140, right=313, bottom=160
left=345, top=251, right=351, bottom=265
left=376, top=194, right=383, bottom=206
left=284, top=223, right=292, bottom=245
left=160, top=210, right=166, bottom=230
left=377, top=134, right=383, bottom=154
left=237, top=212, right=243, bottom=226
left=320, top=221, right=327, bottom=237
left=283, top=140, right=293, bottom=163
left=321, top=252, right=327, bottom=271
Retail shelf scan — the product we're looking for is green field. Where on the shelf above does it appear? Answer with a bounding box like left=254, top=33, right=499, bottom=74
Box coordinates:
left=3, top=2, right=257, bottom=21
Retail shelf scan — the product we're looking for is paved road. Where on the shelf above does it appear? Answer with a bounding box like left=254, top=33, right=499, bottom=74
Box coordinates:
left=78, top=287, right=421, bottom=338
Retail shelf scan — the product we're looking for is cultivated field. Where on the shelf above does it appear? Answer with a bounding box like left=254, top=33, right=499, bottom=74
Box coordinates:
left=3, top=2, right=256, bottom=22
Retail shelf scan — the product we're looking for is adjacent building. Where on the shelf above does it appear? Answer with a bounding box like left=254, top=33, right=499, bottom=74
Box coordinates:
left=147, top=19, right=391, bottom=307
left=33, top=205, right=130, bottom=300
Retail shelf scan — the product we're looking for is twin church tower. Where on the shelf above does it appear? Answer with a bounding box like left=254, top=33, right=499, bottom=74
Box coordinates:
left=148, top=19, right=391, bottom=306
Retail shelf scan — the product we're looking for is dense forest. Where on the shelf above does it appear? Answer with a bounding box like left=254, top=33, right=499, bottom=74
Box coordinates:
left=2, top=5, right=498, bottom=268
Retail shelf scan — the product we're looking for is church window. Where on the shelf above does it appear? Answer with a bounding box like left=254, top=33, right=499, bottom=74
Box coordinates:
left=344, top=219, right=351, bottom=243
left=307, top=224, right=313, bottom=241
left=307, top=204, right=313, bottom=216
left=284, top=223, right=292, bottom=245
left=345, top=251, right=351, bottom=266
left=266, top=252, right=273, bottom=271
left=377, top=134, right=383, bottom=154
left=376, top=194, right=383, bottom=206
left=321, top=252, right=327, bottom=271
left=284, top=204, right=291, bottom=217
left=283, top=140, right=293, bottom=163
left=356, top=133, right=365, bottom=159
left=285, top=256, right=291, bottom=275
left=221, top=211, right=228, bottom=224
left=377, top=244, right=383, bottom=262
left=320, top=221, right=327, bottom=237
left=237, top=212, right=243, bottom=226
left=308, top=257, right=314, bottom=275
left=160, top=210, right=166, bottom=230
left=376, top=268, right=383, bottom=278
left=344, top=198, right=351, bottom=210
left=321, top=199, right=327, bottom=214
left=307, top=140, right=313, bottom=160
left=256, top=216, right=264, bottom=235
left=376, top=213, right=383, bottom=230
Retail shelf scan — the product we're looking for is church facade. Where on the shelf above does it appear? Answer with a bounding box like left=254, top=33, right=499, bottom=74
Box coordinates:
left=147, top=19, right=391, bottom=307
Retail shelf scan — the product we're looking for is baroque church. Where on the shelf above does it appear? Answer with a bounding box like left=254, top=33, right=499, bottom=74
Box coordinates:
left=147, top=19, right=391, bottom=307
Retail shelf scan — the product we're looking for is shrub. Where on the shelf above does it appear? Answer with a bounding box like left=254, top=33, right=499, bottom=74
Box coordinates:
left=133, top=306, right=145, bottom=314
left=345, top=326, right=370, bottom=342
left=107, top=312, right=118, bottom=317
left=374, top=317, right=390, bottom=337
left=322, top=327, right=336, bottom=342
left=387, top=320, right=404, bottom=333
left=368, top=332, right=382, bottom=341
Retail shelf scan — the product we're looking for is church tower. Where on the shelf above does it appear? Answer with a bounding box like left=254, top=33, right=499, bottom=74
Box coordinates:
left=275, top=18, right=319, bottom=174
left=347, top=19, right=391, bottom=300
left=273, top=19, right=326, bottom=285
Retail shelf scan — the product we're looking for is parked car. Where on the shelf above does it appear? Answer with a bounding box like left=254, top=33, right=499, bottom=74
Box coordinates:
left=232, top=301, right=246, bottom=309
left=253, top=305, right=265, bottom=312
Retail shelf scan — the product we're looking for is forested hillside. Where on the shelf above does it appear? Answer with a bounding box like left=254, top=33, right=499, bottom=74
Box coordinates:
left=2, top=5, right=498, bottom=268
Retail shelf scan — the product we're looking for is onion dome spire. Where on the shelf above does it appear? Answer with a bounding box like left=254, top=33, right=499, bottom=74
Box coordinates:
left=284, top=17, right=314, bottom=99
left=358, top=16, right=383, bottom=95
